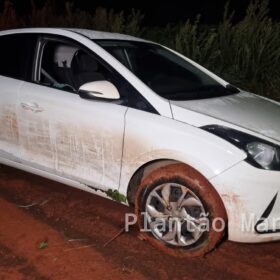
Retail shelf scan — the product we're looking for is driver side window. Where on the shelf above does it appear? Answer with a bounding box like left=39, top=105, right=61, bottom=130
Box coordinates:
left=38, top=39, right=110, bottom=93
left=36, top=36, right=157, bottom=114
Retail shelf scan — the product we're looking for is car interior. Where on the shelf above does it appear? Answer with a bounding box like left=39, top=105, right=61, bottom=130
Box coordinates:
left=36, top=39, right=158, bottom=113
left=39, top=41, right=107, bottom=92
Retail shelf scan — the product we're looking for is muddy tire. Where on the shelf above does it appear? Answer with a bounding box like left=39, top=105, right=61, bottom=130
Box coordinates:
left=134, top=163, right=227, bottom=258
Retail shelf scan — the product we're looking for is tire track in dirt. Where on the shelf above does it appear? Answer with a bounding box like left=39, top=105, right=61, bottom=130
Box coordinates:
left=1, top=165, right=280, bottom=279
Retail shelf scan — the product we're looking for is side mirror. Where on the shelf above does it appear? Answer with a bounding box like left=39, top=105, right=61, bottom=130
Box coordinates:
left=78, top=81, right=120, bottom=100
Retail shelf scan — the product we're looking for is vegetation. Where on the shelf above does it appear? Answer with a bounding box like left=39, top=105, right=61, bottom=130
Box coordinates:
left=105, top=189, right=127, bottom=203
left=0, top=0, right=279, bottom=100
left=38, top=240, right=48, bottom=250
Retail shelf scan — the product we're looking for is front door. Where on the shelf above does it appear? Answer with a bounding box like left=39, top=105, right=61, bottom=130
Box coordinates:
left=18, top=36, right=126, bottom=191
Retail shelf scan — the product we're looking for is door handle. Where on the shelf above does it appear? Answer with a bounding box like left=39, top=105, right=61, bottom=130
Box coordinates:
left=21, top=102, right=44, bottom=113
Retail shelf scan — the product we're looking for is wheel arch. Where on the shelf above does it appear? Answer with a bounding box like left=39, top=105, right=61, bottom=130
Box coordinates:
left=125, top=158, right=227, bottom=214
left=126, top=159, right=179, bottom=205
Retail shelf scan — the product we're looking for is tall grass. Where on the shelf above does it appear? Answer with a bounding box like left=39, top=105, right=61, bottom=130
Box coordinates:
left=0, top=1, right=144, bottom=35
left=0, top=0, right=279, bottom=100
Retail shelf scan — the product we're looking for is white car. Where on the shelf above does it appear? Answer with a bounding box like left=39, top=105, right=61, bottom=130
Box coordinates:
left=0, top=28, right=279, bottom=257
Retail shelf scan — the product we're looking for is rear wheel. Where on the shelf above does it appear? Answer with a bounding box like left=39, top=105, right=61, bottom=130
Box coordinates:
left=134, top=163, right=227, bottom=257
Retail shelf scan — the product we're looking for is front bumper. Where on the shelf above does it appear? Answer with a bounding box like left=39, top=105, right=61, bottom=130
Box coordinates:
left=210, top=161, right=280, bottom=243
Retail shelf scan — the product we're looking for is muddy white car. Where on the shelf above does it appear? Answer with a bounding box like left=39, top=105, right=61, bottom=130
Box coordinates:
left=0, top=28, right=279, bottom=257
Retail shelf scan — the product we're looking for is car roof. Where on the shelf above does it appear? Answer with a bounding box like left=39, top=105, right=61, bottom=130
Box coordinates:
left=0, top=27, right=148, bottom=42
left=67, top=28, right=148, bottom=42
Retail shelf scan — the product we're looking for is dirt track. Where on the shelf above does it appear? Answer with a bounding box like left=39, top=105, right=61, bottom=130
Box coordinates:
left=0, top=164, right=280, bottom=280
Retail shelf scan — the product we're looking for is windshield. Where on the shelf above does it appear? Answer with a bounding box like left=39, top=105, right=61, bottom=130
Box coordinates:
left=96, top=40, right=238, bottom=101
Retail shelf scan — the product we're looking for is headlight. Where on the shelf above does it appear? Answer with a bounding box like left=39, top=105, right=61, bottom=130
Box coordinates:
left=202, top=125, right=280, bottom=171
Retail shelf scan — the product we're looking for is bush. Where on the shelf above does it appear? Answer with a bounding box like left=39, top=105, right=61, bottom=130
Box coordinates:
left=0, top=0, right=279, bottom=100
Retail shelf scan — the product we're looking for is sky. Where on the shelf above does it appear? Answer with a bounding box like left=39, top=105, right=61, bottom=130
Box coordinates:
left=1, top=0, right=279, bottom=26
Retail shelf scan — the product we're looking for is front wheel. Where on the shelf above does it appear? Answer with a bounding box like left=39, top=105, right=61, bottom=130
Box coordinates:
left=134, top=163, right=227, bottom=257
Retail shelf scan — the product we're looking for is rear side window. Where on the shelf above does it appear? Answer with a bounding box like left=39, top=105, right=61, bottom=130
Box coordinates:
left=0, top=34, right=37, bottom=81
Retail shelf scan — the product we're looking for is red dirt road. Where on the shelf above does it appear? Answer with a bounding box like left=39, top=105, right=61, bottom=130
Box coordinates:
left=0, top=165, right=280, bottom=280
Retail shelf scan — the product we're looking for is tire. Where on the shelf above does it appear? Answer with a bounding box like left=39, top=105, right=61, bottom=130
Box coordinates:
left=134, top=163, right=227, bottom=258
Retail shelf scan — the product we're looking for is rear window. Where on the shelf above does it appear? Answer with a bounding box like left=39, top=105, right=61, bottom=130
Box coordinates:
left=0, top=34, right=37, bottom=81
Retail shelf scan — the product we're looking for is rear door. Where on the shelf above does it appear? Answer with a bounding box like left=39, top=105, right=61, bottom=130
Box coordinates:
left=0, top=34, right=37, bottom=162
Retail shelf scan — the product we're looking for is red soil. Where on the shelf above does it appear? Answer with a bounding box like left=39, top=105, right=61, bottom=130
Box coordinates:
left=0, top=164, right=280, bottom=280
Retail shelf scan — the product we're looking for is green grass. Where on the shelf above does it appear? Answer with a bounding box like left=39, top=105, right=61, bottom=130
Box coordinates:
left=105, top=189, right=127, bottom=203
left=1, top=0, right=279, bottom=100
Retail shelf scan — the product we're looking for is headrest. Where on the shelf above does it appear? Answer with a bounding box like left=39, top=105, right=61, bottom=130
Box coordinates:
left=71, top=51, right=99, bottom=73
left=53, top=45, right=78, bottom=68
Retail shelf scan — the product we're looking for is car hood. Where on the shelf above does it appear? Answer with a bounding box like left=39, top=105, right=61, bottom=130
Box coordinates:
left=171, top=92, right=280, bottom=142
